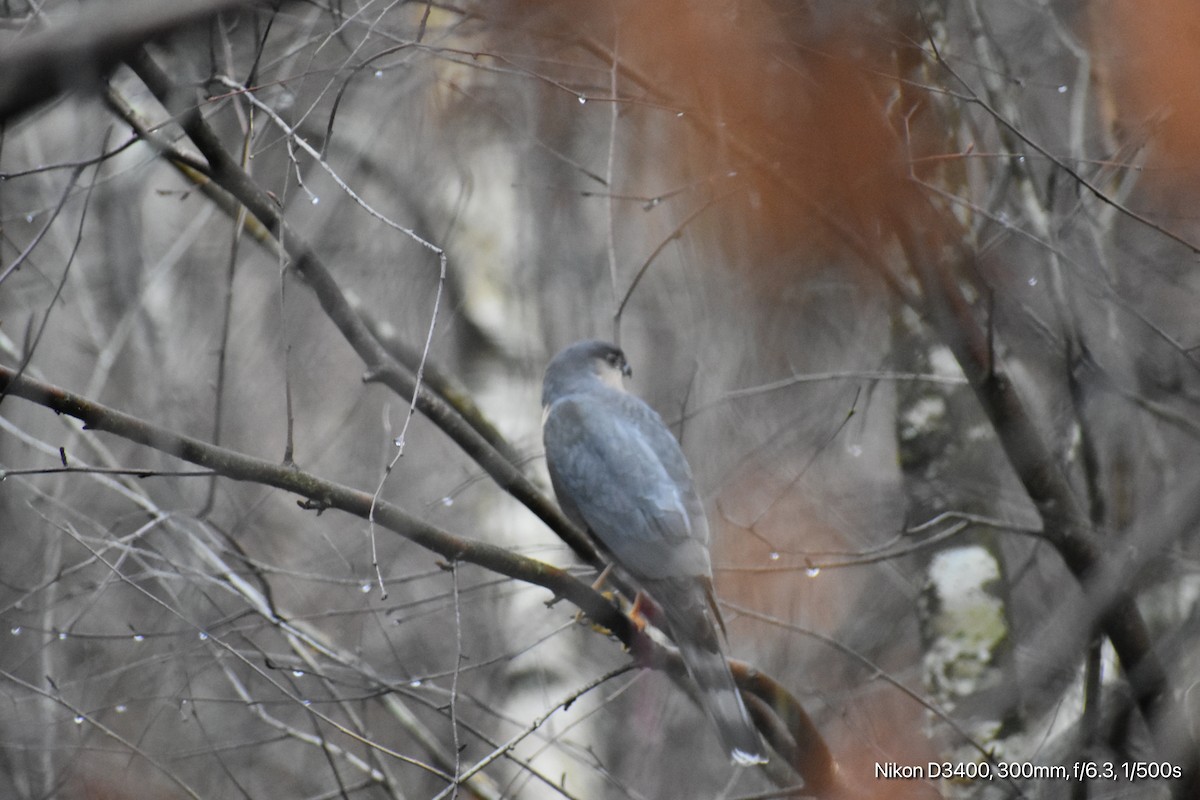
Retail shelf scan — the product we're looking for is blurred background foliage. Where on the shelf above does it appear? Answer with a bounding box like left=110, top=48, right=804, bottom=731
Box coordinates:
left=2, top=0, right=1199, bottom=797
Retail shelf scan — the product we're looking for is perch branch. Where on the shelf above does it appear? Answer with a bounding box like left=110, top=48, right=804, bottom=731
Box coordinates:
left=125, top=47, right=598, bottom=567
left=0, top=364, right=840, bottom=795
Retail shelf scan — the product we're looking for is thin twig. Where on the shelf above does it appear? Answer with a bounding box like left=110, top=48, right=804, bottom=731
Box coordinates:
left=125, top=48, right=601, bottom=573
left=0, top=364, right=840, bottom=795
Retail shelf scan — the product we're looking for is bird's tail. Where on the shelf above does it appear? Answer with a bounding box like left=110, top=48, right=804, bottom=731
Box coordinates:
left=646, top=578, right=768, bottom=766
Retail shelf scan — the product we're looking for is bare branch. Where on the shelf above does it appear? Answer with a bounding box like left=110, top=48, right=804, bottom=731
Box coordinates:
left=0, top=0, right=269, bottom=122
left=0, top=363, right=840, bottom=795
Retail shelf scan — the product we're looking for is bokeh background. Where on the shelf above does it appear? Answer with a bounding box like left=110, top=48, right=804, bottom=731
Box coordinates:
left=2, top=1, right=1199, bottom=798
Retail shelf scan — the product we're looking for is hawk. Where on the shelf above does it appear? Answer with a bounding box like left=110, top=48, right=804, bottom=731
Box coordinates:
left=541, top=339, right=766, bottom=766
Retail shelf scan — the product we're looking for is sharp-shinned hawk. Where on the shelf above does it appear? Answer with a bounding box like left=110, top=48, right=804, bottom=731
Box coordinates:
left=541, top=339, right=766, bottom=766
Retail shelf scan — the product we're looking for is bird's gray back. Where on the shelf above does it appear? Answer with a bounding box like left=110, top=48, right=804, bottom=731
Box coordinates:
left=543, top=389, right=711, bottom=582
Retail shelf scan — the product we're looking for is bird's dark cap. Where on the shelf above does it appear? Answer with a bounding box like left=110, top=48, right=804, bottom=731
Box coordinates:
left=550, top=340, right=630, bottom=375
left=542, top=339, right=632, bottom=405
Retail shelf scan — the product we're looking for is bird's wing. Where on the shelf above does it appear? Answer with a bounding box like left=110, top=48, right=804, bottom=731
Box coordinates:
left=543, top=393, right=711, bottom=582
left=612, top=392, right=711, bottom=548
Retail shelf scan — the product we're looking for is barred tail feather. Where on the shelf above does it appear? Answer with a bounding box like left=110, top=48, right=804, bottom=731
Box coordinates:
left=674, top=635, right=768, bottom=765
left=648, top=579, right=768, bottom=766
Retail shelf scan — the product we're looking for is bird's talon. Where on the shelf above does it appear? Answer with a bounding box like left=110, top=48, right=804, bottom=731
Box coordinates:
left=572, top=608, right=614, bottom=636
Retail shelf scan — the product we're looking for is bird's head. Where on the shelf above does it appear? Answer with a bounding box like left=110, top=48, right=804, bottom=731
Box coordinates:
left=542, top=339, right=632, bottom=405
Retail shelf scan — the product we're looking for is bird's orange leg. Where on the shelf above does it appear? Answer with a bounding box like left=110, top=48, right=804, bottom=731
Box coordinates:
left=627, top=592, right=650, bottom=633
left=569, top=564, right=619, bottom=632
left=591, top=563, right=613, bottom=592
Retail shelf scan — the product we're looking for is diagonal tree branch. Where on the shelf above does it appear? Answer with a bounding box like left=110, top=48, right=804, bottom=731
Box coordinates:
left=0, top=364, right=623, bottom=640
left=0, top=364, right=841, bottom=796
left=894, top=213, right=1173, bottom=746
left=33, top=42, right=850, bottom=796
left=123, top=46, right=603, bottom=573
left=0, top=0, right=268, bottom=123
